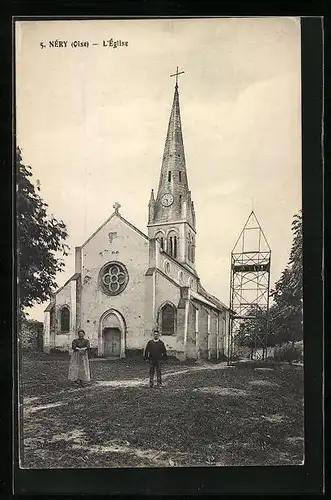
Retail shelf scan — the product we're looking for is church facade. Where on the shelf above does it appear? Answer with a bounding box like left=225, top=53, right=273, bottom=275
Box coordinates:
left=43, top=79, right=230, bottom=360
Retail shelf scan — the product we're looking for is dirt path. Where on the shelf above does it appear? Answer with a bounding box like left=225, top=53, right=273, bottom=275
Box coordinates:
left=81, top=362, right=229, bottom=388
left=22, top=362, right=230, bottom=413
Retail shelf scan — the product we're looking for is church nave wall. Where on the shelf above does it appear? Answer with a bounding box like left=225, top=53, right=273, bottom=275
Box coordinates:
left=154, top=271, right=184, bottom=357
left=49, top=279, right=76, bottom=352
left=185, top=302, right=198, bottom=359
left=197, top=306, right=209, bottom=360
left=220, top=311, right=229, bottom=357
left=210, top=311, right=219, bottom=359
left=158, top=249, right=197, bottom=291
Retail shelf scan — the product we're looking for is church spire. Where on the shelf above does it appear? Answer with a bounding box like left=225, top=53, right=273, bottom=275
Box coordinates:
left=148, top=69, right=197, bottom=273
left=157, top=81, right=187, bottom=193
left=151, top=69, right=194, bottom=228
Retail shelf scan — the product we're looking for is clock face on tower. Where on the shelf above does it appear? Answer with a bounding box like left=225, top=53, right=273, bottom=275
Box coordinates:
left=161, top=193, right=174, bottom=207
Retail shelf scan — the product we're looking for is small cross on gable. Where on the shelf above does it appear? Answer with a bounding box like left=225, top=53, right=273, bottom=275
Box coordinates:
left=113, top=202, right=121, bottom=214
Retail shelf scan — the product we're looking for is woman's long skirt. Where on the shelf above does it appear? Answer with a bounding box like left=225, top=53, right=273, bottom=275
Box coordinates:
left=68, top=351, right=91, bottom=382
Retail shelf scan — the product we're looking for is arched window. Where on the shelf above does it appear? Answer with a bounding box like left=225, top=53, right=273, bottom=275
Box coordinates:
left=168, top=171, right=171, bottom=182
left=174, top=236, right=177, bottom=258
left=160, top=303, right=176, bottom=336
left=167, top=230, right=178, bottom=258
left=179, top=171, right=182, bottom=182
left=164, top=261, right=170, bottom=275
left=155, top=231, right=164, bottom=250
left=179, top=194, right=182, bottom=206
left=169, top=236, right=173, bottom=256
left=60, top=306, right=70, bottom=332
left=187, top=233, right=192, bottom=262
left=187, top=233, right=195, bottom=262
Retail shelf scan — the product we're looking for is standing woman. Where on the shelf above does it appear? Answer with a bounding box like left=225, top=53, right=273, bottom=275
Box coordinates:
left=68, top=329, right=91, bottom=386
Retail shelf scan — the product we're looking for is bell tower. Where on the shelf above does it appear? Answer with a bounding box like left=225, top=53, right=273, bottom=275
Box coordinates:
left=148, top=68, right=197, bottom=273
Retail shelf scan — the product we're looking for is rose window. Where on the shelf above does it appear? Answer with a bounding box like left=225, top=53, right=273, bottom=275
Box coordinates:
left=100, top=262, right=129, bottom=296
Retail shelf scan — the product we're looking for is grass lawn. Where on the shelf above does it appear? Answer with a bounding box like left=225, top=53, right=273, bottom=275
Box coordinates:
left=20, top=351, right=304, bottom=468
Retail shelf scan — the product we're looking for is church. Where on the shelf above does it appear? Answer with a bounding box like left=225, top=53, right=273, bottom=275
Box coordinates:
left=43, top=73, right=230, bottom=360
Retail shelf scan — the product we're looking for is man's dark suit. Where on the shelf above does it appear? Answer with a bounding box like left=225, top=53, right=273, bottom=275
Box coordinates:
left=144, top=339, right=167, bottom=386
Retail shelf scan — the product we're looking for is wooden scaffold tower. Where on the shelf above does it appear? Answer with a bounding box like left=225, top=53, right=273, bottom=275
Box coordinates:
left=227, top=211, right=271, bottom=362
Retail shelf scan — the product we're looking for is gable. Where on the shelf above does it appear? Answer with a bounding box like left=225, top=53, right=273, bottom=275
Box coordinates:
left=81, top=212, right=148, bottom=249
left=81, top=213, right=149, bottom=281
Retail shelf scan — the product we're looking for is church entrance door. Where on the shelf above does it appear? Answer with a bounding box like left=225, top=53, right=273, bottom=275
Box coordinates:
left=99, top=309, right=126, bottom=358
left=103, top=328, right=121, bottom=357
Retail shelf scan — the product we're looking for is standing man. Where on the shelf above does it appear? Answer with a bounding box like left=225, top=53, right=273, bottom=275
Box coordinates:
left=144, top=329, right=167, bottom=388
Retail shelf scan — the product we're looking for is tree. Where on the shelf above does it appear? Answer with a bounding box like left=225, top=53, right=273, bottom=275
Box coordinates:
left=16, top=147, right=69, bottom=316
left=270, top=210, right=303, bottom=345
left=235, top=305, right=269, bottom=349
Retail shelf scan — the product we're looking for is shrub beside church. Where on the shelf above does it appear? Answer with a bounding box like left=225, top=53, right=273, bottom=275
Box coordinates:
left=19, top=318, right=44, bottom=350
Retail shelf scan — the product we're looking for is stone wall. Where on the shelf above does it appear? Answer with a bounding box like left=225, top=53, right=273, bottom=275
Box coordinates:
left=210, top=311, right=218, bottom=358
left=186, top=302, right=197, bottom=358
left=158, top=246, right=197, bottom=291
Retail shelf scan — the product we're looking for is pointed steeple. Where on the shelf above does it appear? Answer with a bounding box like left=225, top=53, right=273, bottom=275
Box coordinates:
left=149, top=189, right=155, bottom=204
left=147, top=71, right=197, bottom=273
left=148, top=189, right=155, bottom=223
left=157, top=83, right=187, bottom=193
left=151, top=78, right=194, bottom=228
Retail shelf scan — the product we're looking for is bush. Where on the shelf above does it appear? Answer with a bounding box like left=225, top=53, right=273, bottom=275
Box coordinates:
left=19, top=319, right=43, bottom=350
left=273, top=342, right=303, bottom=363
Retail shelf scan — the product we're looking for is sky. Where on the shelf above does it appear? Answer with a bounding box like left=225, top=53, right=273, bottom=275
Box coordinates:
left=16, top=18, right=302, bottom=322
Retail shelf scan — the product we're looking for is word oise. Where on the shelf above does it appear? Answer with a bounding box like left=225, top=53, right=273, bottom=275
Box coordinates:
left=40, top=39, right=129, bottom=49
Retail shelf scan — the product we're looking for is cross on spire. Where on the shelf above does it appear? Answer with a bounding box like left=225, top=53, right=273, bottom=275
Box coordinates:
left=113, top=202, right=121, bottom=214
left=170, top=66, right=185, bottom=87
